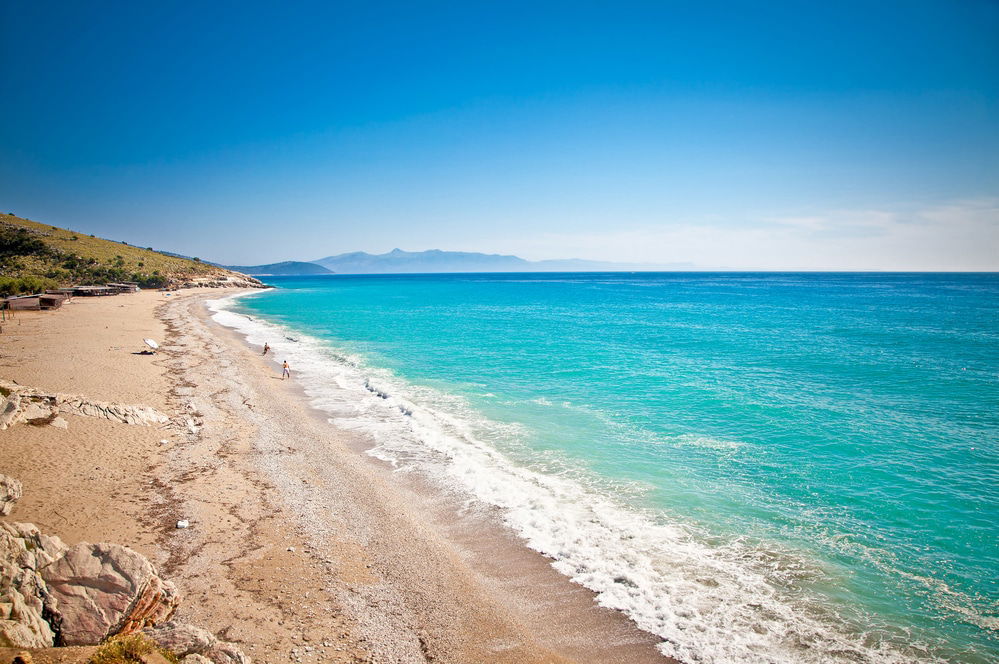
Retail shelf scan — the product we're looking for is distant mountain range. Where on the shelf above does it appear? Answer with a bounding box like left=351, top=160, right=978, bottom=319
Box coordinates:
left=225, top=249, right=693, bottom=275
left=223, top=261, right=333, bottom=276
left=311, top=249, right=669, bottom=274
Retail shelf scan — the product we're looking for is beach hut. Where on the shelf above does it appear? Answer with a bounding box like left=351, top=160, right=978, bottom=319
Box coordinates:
left=107, top=282, right=140, bottom=293
left=72, top=285, right=117, bottom=296
left=4, top=294, right=42, bottom=310
left=39, top=293, right=67, bottom=309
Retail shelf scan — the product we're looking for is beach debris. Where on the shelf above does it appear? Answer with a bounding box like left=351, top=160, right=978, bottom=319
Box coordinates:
left=176, top=520, right=190, bottom=529
left=143, top=621, right=250, bottom=664
left=41, top=542, right=180, bottom=645
left=0, top=473, right=22, bottom=516
left=159, top=439, right=169, bottom=445
left=287, top=546, right=296, bottom=552
left=144, top=338, right=160, bottom=352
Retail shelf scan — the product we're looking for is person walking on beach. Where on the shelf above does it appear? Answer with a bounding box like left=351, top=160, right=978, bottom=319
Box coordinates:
left=262, top=342, right=270, bottom=355
left=282, top=360, right=291, bottom=379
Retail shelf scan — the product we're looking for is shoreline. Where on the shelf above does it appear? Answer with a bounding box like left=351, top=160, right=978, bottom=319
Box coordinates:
left=1, top=288, right=671, bottom=663
left=192, top=292, right=673, bottom=662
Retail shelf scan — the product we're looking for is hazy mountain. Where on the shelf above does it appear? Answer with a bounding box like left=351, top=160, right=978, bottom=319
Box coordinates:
left=225, top=261, right=334, bottom=276
left=310, top=249, right=650, bottom=274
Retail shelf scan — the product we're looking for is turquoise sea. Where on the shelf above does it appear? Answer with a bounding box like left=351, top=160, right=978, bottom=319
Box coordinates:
left=211, top=273, right=998, bottom=664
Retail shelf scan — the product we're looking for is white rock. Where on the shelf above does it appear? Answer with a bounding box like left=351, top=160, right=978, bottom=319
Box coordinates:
left=0, top=474, right=22, bottom=516
left=145, top=621, right=250, bottom=664
left=176, top=520, right=190, bottom=529
left=21, top=402, right=51, bottom=421
left=181, top=655, right=214, bottom=664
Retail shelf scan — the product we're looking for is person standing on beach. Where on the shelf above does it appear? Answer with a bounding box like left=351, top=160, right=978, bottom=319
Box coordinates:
left=262, top=342, right=270, bottom=355
left=282, top=360, right=291, bottom=379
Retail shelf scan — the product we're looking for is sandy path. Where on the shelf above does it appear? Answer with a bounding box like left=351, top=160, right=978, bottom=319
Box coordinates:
left=0, top=290, right=672, bottom=663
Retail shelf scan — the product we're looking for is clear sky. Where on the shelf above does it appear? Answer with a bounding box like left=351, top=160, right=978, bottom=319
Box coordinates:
left=1, top=1, right=997, bottom=269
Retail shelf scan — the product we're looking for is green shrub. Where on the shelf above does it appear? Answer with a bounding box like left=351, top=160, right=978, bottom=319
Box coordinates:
left=0, top=226, right=51, bottom=259
left=0, top=275, right=59, bottom=296
left=87, top=633, right=179, bottom=664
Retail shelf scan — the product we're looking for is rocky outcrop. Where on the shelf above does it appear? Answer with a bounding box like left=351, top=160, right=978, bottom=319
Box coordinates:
left=0, top=381, right=169, bottom=431
left=0, top=476, right=21, bottom=517
left=0, top=509, right=179, bottom=649
left=0, top=522, right=67, bottom=647
left=0, top=481, right=249, bottom=664
left=174, top=274, right=265, bottom=290
left=1, top=528, right=180, bottom=648
left=143, top=622, right=249, bottom=664
left=41, top=543, right=179, bottom=646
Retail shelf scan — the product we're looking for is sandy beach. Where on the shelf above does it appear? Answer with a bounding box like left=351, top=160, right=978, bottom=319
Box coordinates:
left=0, top=289, right=671, bottom=663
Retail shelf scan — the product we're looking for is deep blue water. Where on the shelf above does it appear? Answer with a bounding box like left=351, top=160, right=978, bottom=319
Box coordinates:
left=214, top=272, right=999, bottom=664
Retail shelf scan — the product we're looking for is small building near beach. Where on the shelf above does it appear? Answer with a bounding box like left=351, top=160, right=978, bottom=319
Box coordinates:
left=4, top=294, right=41, bottom=310
left=39, top=293, right=67, bottom=309
left=72, top=285, right=118, bottom=296
left=3, top=293, right=67, bottom=310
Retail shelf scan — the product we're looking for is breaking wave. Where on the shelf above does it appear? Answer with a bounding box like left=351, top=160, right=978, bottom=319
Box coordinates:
left=209, top=293, right=934, bottom=664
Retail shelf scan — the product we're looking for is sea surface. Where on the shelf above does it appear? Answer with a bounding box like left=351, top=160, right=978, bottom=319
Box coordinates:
left=210, top=272, right=999, bottom=664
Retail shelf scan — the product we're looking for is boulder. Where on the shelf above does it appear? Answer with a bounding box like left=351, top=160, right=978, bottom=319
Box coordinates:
left=181, top=654, right=215, bottom=664
left=1, top=522, right=68, bottom=568
left=143, top=622, right=249, bottom=664
left=0, top=522, right=66, bottom=647
left=20, top=402, right=53, bottom=423
left=0, top=392, right=22, bottom=430
left=41, top=543, right=178, bottom=646
left=0, top=476, right=22, bottom=517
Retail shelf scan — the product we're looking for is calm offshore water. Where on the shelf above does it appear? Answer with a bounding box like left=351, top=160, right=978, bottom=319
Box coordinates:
left=214, top=273, right=998, bottom=663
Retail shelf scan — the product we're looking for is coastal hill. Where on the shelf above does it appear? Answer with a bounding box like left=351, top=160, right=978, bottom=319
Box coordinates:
left=222, top=260, right=334, bottom=276
left=0, top=213, right=261, bottom=292
left=310, top=248, right=653, bottom=274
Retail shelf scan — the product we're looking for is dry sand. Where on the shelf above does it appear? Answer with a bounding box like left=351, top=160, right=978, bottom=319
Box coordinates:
left=0, top=290, right=673, bottom=663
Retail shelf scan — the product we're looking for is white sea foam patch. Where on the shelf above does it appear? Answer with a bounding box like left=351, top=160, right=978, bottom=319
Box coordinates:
left=208, top=294, right=923, bottom=664
left=671, top=433, right=746, bottom=451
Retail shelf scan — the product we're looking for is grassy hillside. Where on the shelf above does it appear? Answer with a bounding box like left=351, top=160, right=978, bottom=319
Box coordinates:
left=0, top=213, right=256, bottom=294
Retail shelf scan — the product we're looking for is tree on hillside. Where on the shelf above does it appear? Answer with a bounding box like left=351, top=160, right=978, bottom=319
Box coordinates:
left=0, top=226, right=51, bottom=259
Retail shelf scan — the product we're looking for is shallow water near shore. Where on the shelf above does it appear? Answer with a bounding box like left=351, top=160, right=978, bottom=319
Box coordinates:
left=211, top=272, right=999, bottom=664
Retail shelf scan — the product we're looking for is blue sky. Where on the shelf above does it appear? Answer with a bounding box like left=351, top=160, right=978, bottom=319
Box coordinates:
left=1, top=1, right=997, bottom=269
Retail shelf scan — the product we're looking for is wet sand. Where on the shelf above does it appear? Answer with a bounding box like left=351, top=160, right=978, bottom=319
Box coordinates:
left=0, top=289, right=673, bottom=663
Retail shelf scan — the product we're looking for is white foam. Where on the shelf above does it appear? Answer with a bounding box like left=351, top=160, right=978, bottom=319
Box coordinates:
left=208, top=294, right=928, bottom=664
left=670, top=433, right=747, bottom=451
